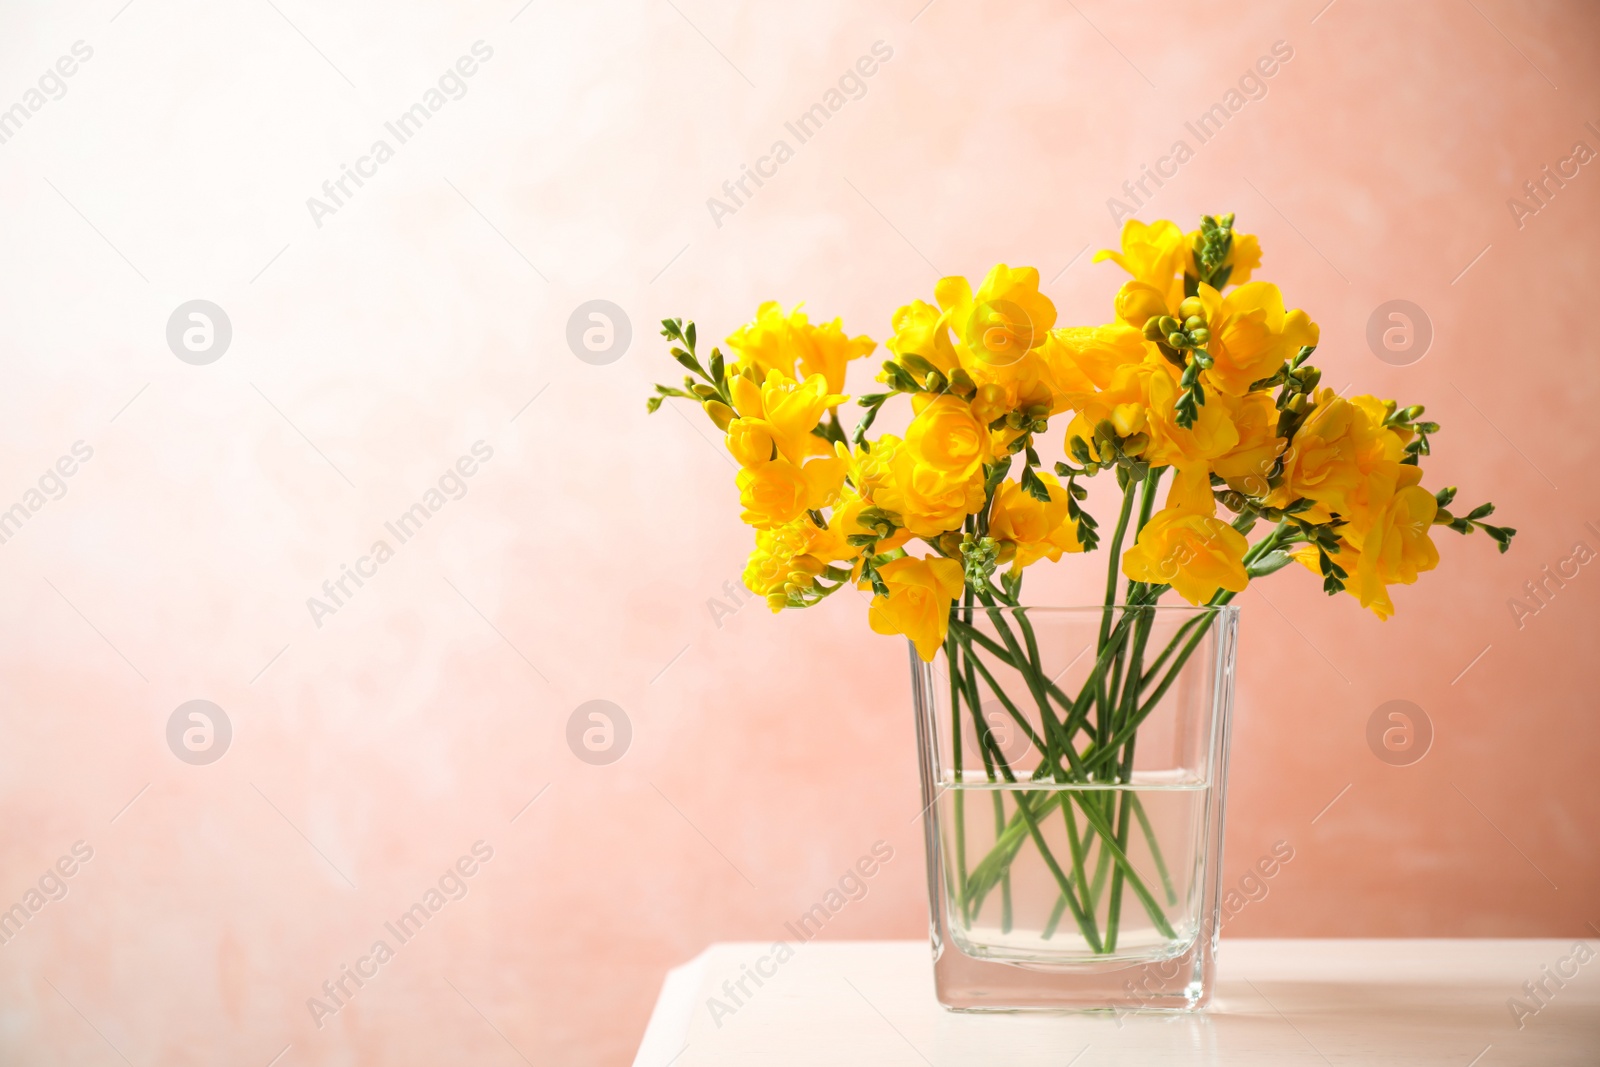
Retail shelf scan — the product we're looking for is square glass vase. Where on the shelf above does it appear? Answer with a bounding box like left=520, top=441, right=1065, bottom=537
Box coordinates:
left=909, top=603, right=1239, bottom=1012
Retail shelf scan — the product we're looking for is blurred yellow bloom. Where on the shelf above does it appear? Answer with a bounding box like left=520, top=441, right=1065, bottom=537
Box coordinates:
left=988, top=474, right=1084, bottom=569
left=868, top=555, right=965, bottom=661
left=1121, top=468, right=1249, bottom=605
left=725, top=302, right=876, bottom=395
left=1195, top=281, right=1319, bottom=396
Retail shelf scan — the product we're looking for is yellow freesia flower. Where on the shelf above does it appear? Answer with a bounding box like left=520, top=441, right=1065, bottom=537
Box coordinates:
left=1121, top=467, right=1249, bottom=605
left=743, top=518, right=829, bottom=611
left=1271, top=390, right=1409, bottom=533
left=725, top=302, right=876, bottom=395
left=1210, top=391, right=1285, bottom=499
left=905, top=393, right=991, bottom=478
left=1063, top=351, right=1239, bottom=471
left=742, top=489, right=911, bottom=610
left=1110, top=281, right=1174, bottom=330
left=862, top=434, right=987, bottom=539
left=868, top=555, right=965, bottom=662
left=936, top=264, right=1057, bottom=369
left=1351, top=484, right=1439, bottom=618
left=1195, top=281, right=1319, bottom=396
left=1094, top=219, right=1188, bottom=318
left=736, top=459, right=810, bottom=529
left=724, top=417, right=775, bottom=467
left=728, top=370, right=844, bottom=466
left=812, top=487, right=912, bottom=564
left=988, top=474, right=1085, bottom=569
left=1038, top=324, right=1147, bottom=409
left=887, top=299, right=959, bottom=375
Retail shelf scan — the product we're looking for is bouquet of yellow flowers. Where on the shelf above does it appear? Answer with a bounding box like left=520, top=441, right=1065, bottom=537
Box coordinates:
left=650, top=213, right=1511, bottom=654
left=649, top=214, right=1513, bottom=1004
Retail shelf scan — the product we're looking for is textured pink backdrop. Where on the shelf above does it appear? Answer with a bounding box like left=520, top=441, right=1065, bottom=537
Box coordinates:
left=0, top=0, right=1596, bottom=1063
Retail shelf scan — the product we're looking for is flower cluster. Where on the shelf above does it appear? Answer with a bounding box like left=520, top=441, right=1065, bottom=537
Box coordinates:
left=650, top=215, right=1514, bottom=660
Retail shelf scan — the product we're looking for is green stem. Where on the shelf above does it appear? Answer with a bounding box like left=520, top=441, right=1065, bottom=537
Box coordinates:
left=1067, top=791, right=1176, bottom=940
left=946, top=627, right=970, bottom=924
left=995, top=790, right=1012, bottom=934
left=962, top=674, right=1103, bottom=952
left=1095, top=483, right=1140, bottom=760
left=1042, top=890, right=1070, bottom=940
left=1130, top=793, right=1178, bottom=906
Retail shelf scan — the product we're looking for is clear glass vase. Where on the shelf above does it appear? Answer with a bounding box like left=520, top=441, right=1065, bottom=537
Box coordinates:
left=910, top=603, right=1239, bottom=1011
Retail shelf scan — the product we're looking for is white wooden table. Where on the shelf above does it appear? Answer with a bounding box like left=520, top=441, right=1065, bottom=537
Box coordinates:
left=633, top=939, right=1599, bottom=1066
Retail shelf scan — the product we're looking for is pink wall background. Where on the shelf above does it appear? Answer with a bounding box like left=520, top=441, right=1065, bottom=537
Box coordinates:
left=0, top=0, right=1595, bottom=1063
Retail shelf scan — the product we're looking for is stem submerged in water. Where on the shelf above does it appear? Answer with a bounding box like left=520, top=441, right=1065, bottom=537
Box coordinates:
left=936, top=465, right=1254, bottom=957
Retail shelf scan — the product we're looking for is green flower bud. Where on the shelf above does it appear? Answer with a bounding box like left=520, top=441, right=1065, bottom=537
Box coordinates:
left=1184, top=315, right=1206, bottom=332
left=1178, top=297, right=1204, bottom=319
